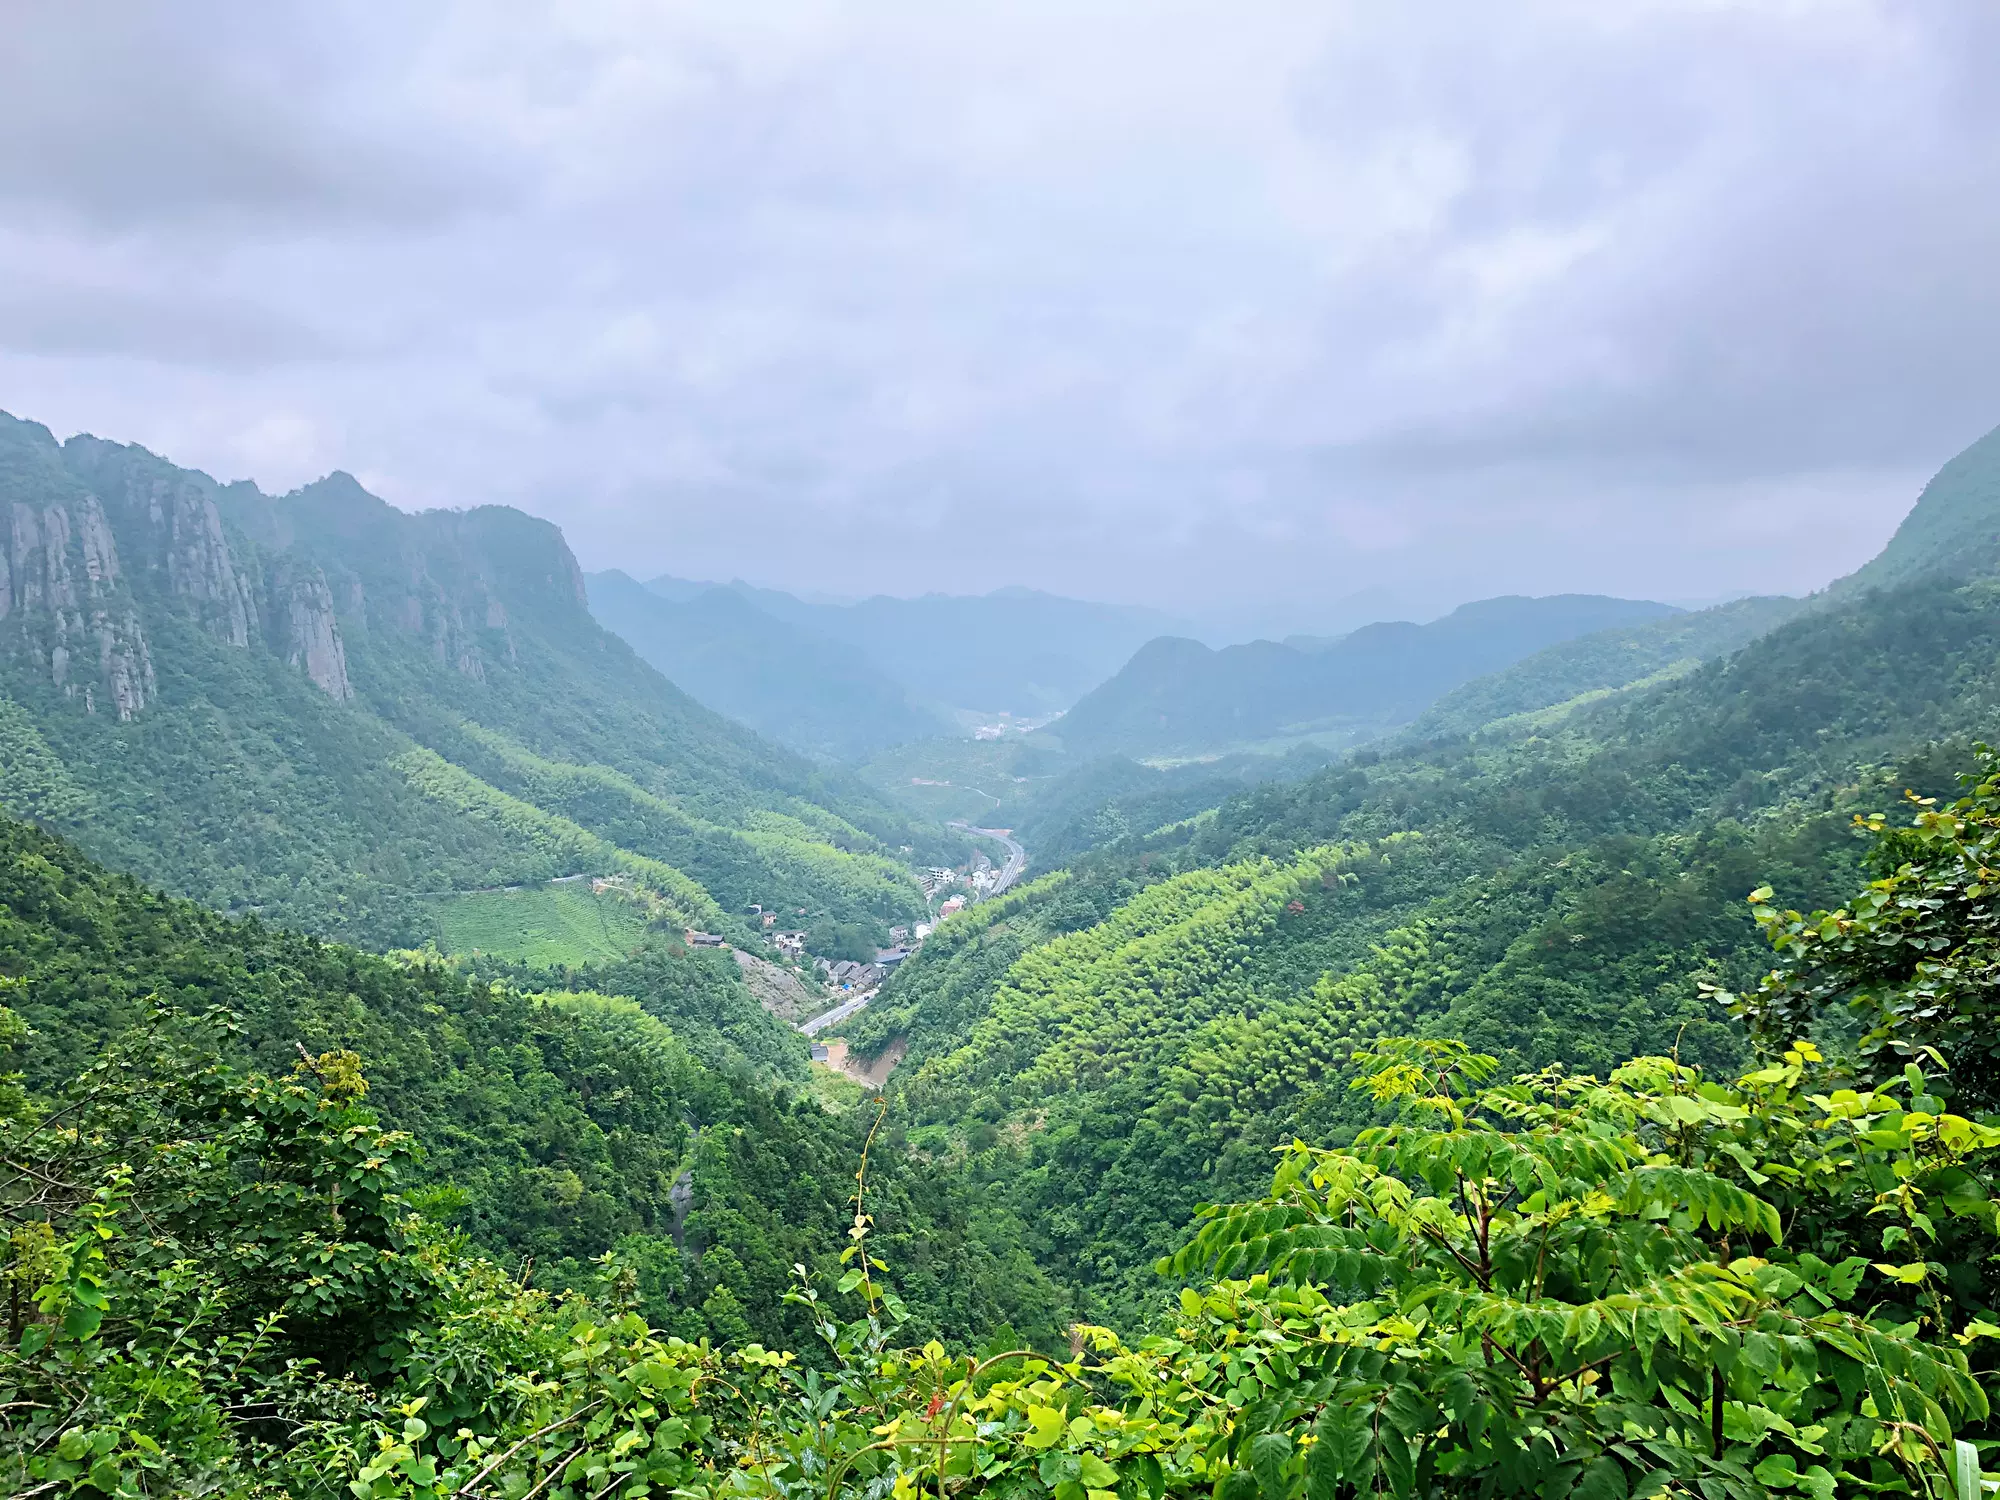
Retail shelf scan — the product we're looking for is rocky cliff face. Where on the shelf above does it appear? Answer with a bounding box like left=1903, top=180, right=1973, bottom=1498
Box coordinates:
left=0, top=411, right=605, bottom=721
left=0, top=485, right=157, bottom=721
left=272, top=562, right=353, bottom=701
left=63, top=437, right=263, bottom=650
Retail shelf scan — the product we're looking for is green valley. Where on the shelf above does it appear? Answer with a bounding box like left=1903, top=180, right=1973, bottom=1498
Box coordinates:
left=15, top=17, right=2000, bottom=1497
left=428, top=879, right=653, bottom=966
left=9, top=411, right=2000, bottom=1496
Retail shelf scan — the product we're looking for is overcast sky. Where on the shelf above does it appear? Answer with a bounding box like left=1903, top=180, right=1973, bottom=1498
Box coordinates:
left=4, top=3, right=1998, bottom=635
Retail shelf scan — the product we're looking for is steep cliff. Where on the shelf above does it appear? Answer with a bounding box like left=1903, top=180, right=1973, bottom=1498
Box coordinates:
left=270, top=560, right=354, bottom=701
left=0, top=420, right=157, bottom=720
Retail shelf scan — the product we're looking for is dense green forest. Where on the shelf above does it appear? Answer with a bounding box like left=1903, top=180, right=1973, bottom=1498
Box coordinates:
left=845, top=571, right=2000, bottom=1326
left=0, top=814, right=1065, bottom=1363
left=8, top=755, right=2000, bottom=1496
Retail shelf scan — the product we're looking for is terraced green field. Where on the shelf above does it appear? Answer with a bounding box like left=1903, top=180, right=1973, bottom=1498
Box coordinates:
left=430, top=881, right=653, bottom=966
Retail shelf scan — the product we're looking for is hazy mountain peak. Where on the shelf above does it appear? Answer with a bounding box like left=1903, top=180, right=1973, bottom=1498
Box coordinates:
left=1046, top=593, right=1683, bottom=758
left=1831, top=420, right=2000, bottom=597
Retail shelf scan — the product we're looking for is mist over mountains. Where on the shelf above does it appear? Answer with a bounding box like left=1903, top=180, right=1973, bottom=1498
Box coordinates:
left=1040, top=594, right=1683, bottom=759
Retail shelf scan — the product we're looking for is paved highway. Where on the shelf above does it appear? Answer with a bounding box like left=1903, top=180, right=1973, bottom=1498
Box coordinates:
left=800, top=988, right=874, bottom=1036
left=949, top=822, right=1028, bottom=895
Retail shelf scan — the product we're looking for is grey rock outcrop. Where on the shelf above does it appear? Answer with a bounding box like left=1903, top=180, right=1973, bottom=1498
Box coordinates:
left=156, top=481, right=256, bottom=647
left=274, top=564, right=354, bottom=702
left=93, top=608, right=156, bottom=721
left=0, top=494, right=156, bottom=720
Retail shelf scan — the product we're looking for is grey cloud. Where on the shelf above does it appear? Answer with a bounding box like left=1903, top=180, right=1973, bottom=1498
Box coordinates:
left=0, top=4, right=511, bottom=231
left=0, top=275, right=337, bottom=365
left=2, top=2, right=1998, bottom=636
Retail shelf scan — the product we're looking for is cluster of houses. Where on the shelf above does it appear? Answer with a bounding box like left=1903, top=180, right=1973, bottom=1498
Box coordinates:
left=922, top=857, right=1003, bottom=908
left=816, top=940, right=921, bottom=993
left=684, top=891, right=968, bottom=1001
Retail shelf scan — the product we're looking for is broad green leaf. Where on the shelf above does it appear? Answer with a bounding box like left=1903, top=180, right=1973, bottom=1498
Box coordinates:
left=1023, top=1407, right=1067, bottom=1450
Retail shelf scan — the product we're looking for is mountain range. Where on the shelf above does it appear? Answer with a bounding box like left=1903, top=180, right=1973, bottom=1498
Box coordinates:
left=1038, top=592, right=1684, bottom=758
left=585, top=570, right=950, bottom=759
left=0, top=410, right=945, bottom=950
left=836, top=416, right=2000, bottom=1325
left=644, top=576, right=1194, bottom=717
left=13, top=405, right=2000, bottom=1490
left=583, top=569, right=1199, bottom=760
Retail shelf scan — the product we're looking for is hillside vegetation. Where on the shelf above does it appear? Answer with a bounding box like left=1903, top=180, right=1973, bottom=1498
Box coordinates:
left=429, top=881, right=652, bottom=966
left=8, top=758, right=2000, bottom=1497
left=0, top=813, right=1064, bottom=1360
left=11, top=414, right=2000, bottom=1496
left=1408, top=593, right=1802, bottom=739
left=846, top=427, right=2000, bottom=1326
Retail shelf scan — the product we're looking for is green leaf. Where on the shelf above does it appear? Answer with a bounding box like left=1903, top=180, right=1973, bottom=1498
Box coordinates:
left=1754, top=1455, right=1799, bottom=1488
left=1305, top=1418, right=1341, bottom=1500
left=1023, top=1407, right=1067, bottom=1450
left=1873, top=1261, right=1929, bottom=1285
left=1578, top=1458, right=1628, bottom=1500
left=1250, top=1431, right=1293, bottom=1500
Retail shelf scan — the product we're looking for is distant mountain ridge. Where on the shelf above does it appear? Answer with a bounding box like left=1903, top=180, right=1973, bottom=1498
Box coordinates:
left=1405, top=417, right=2000, bottom=743
left=641, top=575, right=1195, bottom=718
left=585, top=569, right=949, bottom=759
left=1041, top=593, right=1681, bottom=758
left=0, top=410, right=938, bottom=948
left=1407, top=594, right=1805, bottom=740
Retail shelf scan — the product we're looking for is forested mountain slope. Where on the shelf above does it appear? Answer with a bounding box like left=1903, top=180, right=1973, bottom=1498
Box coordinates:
left=587, top=569, right=948, bottom=758
left=1042, top=593, right=1678, bottom=758
left=1407, top=592, right=1801, bottom=738
left=11, top=768, right=1998, bottom=1496
left=0, top=412, right=941, bottom=948
left=1830, top=417, right=2000, bottom=595
left=11, top=430, right=2000, bottom=1495
left=858, top=563, right=2000, bottom=1323
left=0, top=811, right=1065, bottom=1352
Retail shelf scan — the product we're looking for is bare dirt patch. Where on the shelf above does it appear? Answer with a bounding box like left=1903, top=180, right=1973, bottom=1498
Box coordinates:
left=818, top=1036, right=907, bottom=1088
left=732, top=947, right=822, bottom=1021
